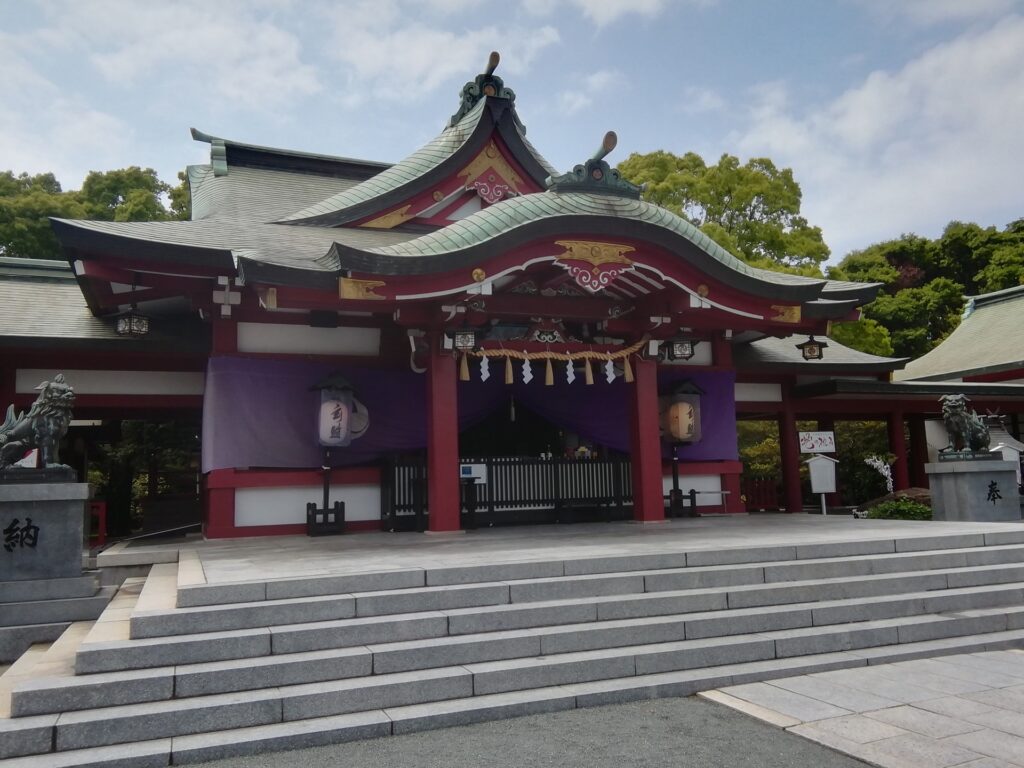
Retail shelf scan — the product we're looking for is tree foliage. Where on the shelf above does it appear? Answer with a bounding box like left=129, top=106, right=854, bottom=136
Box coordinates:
left=828, top=220, right=1024, bottom=358
left=0, top=167, right=188, bottom=260
left=618, top=150, right=829, bottom=272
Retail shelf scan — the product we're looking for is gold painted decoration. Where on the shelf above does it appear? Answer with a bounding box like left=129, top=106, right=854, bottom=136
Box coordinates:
left=770, top=305, right=802, bottom=323
left=361, top=205, right=413, bottom=229
left=553, top=240, right=636, bottom=294
left=458, top=140, right=526, bottom=203
left=472, top=268, right=487, bottom=282
left=697, top=284, right=710, bottom=297
left=338, top=277, right=386, bottom=301
left=432, top=190, right=444, bottom=202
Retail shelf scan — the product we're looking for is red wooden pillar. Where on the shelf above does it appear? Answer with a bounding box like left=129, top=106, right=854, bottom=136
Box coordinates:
left=211, top=318, right=237, bottom=354
left=630, top=358, right=665, bottom=522
left=888, top=409, right=910, bottom=491
left=426, top=337, right=461, bottom=532
left=908, top=414, right=929, bottom=488
left=204, top=469, right=236, bottom=539
left=779, top=404, right=803, bottom=513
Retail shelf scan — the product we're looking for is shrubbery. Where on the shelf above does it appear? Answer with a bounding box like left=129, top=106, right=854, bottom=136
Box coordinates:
left=866, top=498, right=932, bottom=521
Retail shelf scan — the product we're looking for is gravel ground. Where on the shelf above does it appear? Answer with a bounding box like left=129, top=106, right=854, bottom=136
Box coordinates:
left=191, top=696, right=870, bottom=768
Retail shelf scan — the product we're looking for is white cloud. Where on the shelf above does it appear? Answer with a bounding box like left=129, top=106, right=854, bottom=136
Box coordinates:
left=37, top=0, right=322, bottom=111
left=857, top=0, right=1021, bottom=26
left=679, top=86, right=725, bottom=115
left=566, top=0, right=666, bottom=27
left=0, top=35, right=128, bottom=187
left=732, top=16, right=1024, bottom=259
left=558, top=68, right=626, bottom=115
left=320, top=2, right=559, bottom=103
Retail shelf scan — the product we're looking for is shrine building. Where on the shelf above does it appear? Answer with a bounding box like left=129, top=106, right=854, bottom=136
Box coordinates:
left=4, top=55, right=1023, bottom=538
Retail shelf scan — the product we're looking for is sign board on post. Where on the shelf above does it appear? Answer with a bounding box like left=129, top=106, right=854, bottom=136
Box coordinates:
left=804, top=454, right=839, bottom=516
left=459, top=464, right=488, bottom=484
left=799, top=431, right=836, bottom=453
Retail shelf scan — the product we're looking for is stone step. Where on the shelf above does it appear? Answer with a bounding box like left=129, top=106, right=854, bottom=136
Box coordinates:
left=76, top=564, right=1024, bottom=676
left=0, top=575, right=99, bottom=604
left=0, top=625, right=67, bottom=666
left=127, top=557, right=1024, bottom=640
left=27, top=582, right=1024, bottom=712
left=0, top=587, right=116, bottom=628
left=172, top=537, right=1024, bottom=609
left=6, top=623, right=1024, bottom=763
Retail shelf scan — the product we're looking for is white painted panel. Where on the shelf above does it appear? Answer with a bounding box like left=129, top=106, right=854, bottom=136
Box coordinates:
left=16, top=369, right=204, bottom=395
left=661, top=473, right=722, bottom=506
left=235, top=484, right=381, bottom=526
left=735, top=382, right=782, bottom=402
left=237, top=322, right=380, bottom=356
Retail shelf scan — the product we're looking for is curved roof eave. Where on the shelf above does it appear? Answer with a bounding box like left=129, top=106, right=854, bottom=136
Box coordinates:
left=275, top=97, right=558, bottom=228
left=325, top=192, right=835, bottom=302
left=50, top=218, right=236, bottom=272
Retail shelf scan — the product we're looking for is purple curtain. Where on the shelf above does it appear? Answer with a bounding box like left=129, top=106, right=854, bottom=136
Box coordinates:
left=201, top=356, right=737, bottom=472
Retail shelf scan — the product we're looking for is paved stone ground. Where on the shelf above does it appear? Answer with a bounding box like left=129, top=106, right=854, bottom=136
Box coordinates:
left=707, top=649, right=1024, bottom=768
left=186, top=694, right=871, bottom=768
left=108, top=515, right=1024, bottom=585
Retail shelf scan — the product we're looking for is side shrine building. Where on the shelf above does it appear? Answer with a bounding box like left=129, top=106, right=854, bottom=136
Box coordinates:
left=5, top=56, right=1023, bottom=537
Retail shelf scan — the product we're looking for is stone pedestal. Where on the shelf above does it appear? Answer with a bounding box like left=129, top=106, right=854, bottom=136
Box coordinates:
left=0, top=481, right=90, bottom=581
left=925, top=459, right=1021, bottom=522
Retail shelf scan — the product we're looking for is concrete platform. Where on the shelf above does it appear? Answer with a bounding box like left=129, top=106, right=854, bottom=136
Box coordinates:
left=107, top=515, right=1024, bottom=587
left=705, top=648, right=1024, bottom=768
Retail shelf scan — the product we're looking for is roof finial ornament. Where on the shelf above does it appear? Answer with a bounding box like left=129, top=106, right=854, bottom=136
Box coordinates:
left=448, top=51, right=521, bottom=130
left=545, top=131, right=644, bottom=199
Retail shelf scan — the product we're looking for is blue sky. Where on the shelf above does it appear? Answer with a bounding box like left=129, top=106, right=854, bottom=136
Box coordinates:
left=2, top=0, right=1022, bottom=261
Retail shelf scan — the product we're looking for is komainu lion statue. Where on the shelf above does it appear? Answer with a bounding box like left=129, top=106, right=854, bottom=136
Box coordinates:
left=939, top=393, right=990, bottom=453
left=0, top=374, right=75, bottom=469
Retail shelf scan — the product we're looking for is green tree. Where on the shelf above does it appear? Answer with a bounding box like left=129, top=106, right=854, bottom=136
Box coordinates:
left=866, top=277, right=964, bottom=359
left=618, top=150, right=829, bottom=272
left=0, top=166, right=187, bottom=260
left=79, top=167, right=170, bottom=222
left=827, top=220, right=1024, bottom=359
left=828, top=318, right=894, bottom=357
left=0, top=172, right=88, bottom=259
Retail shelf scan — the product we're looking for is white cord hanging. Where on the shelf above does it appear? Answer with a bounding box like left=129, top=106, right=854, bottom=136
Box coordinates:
left=604, top=359, right=616, bottom=383
left=479, top=355, right=490, bottom=382
left=522, top=358, right=533, bottom=384
left=565, top=357, right=576, bottom=384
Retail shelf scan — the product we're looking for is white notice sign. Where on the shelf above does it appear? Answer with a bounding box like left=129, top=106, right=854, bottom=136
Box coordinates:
left=799, top=431, right=836, bottom=453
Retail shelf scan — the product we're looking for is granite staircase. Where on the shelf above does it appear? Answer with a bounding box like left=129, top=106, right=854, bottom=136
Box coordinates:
left=0, top=574, right=115, bottom=664
left=3, top=529, right=1024, bottom=766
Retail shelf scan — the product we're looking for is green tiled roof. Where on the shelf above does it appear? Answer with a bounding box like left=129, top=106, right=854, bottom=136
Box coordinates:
left=361, top=190, right=836, bottom=290
left=896, top=285, right=1024, bottom=381
left=279, top=100, right=490, bottom=223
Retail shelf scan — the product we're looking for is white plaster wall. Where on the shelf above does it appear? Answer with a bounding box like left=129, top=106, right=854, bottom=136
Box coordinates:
left=661, top=473, right=723, bottom=506
left=16, top=369, right=205, bottom=395
left=235, top=483, right=381, bottom=526
left=237, top=322, right=380, bottom=356
left=734, top=382, right=782, bottom=402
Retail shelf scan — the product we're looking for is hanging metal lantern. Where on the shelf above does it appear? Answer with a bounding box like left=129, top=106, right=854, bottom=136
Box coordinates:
left=667, top=339, right=696, bottom=361
left=795, top=335, right=828, bottom=361
left=115, top=307, right=150, bottom=336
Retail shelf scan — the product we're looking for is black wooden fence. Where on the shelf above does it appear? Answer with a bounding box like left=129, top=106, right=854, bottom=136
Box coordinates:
left=382, top=455, right=633, bottom=530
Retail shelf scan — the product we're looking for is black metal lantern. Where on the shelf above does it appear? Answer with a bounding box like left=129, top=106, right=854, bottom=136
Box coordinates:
left=796, top=335, right=828, bottom=360
left=115, top=308, right=150, bottom=337
left=667, top=339, right=696, bottom=361
left=450, top=329, right=478, bottom=352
